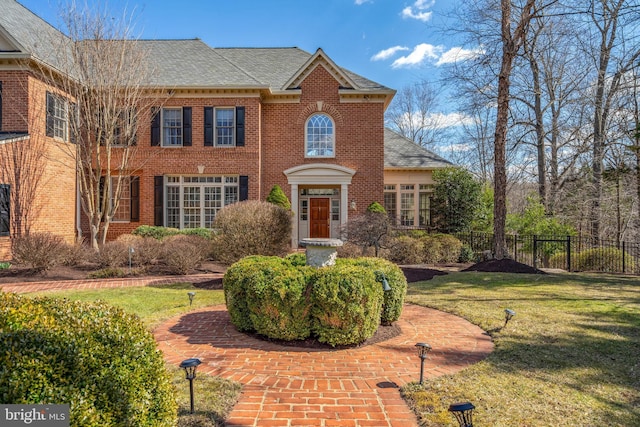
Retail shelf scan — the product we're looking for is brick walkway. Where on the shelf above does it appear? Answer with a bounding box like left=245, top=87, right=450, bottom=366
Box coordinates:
left=154, top=304, right=493, bottom=427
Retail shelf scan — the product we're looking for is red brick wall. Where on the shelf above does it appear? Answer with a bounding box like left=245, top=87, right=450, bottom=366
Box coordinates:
left=261, top=65, right=385, bottom=215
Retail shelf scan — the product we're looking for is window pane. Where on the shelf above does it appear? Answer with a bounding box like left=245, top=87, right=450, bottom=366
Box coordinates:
left=400, top=193, right=414, bottom=226
left=111, top=177, right=130, bottom=222
left=166, top=186, right=180, bottom=228
left=331, top=199, right=340, bottom=221
left=224, top=186, right=238, bottom=205
left=419, top=193, right=430, bottom=227
left=216, top=108, right=235, bottom=146
left=163, top=109, right=182, bottom=146
left=204, top=187, right=221, bottom=228
left=53, top=96, right=68, bottom=140
left=384, top=191, right=396, bottom=220
left=183, top=186, right=201, bottom=228
left=306, top=114, right=334, bottom=157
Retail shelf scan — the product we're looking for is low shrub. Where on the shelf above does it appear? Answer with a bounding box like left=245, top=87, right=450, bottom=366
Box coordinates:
left=420, top=235, right=443, bottom=264
left=337, top=241, right=375, bottom=258
left=344, top=257, right=407, bottom=325
left=574, top=247, right=635, bottom=273
left=284, top=252, right=307, bottom=267
left=548, top=253, right=568, bottom=270
left=458, top=245, right=476, bottom=263
left=11, top=232, right=65, bottom=273
left=434, top=234, right=463, bottom=263
left=133, top=237, right=164, bottom=267
left=59, top=242, right=94, bottom=267
left=161, top=237, right=205, bottom=275
left=132, top=225, right=180, bottom=240
left=0, top=293, right=177, bottom=426
left=310, top=264, right=383, bottom=346
left=180, top=227, right=214, bottom=240
left=224, top=256, right=272, bottom=332
left=386, top=235, right=423, bottom=265
left=244, top=257, right=312, bottom=340
left=0, top=262, right=10, bottom=270
left=96, top=240, right=129, bottom=268
left=87, top=267, right=127, bottom=279
left=213, top=200, right=291, bottom=264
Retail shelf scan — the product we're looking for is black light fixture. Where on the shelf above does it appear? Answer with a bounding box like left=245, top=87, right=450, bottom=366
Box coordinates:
left=375, top=271, right=392, bottom=292
left=504, top=308, right=515, bottom=326
left=448, top=401, right=475, bottom=427
left=188, top=292, right=196, bottom=306
left=414, top=342, right=432, bottom=384
left=179, top=358, right=202, bottom=414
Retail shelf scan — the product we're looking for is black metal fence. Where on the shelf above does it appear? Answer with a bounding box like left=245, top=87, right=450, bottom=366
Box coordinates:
left=453, top=231, right=640, bottom=275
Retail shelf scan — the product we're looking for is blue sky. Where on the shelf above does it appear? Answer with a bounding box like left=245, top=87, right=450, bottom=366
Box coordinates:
left=18, top=0, right=471, bottom=94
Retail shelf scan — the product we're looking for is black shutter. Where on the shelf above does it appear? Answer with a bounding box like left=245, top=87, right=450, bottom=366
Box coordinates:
left=69, top=102, right=77, bottom=144
left=239, top=175, right=249, bottom=201
left=204, top=107, right=214, bottom=146
left=129, top=107, right=137, bottom=146
left=182, top=107, right=192, bottom=146
left=150, top=107, right=160, bottom=146
left=0, top=81, right=3, bottom=131
left=154, top=176, right=164, bottom=226
left=0, top=184, right=9, bottom=236
left=130, top=176, right=140, bottom=222
left=46, top=92, right=55, bottom=137
left=99, top=176, right=106, bottom=213
left=236, top=106, right=245, bottom=147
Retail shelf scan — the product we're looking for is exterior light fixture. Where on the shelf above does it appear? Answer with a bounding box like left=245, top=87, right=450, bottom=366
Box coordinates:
left=414, top=342, right=432, bottom=384
left=504, top=308, right=515, bottom=326
left=375, top=271, right=392, bottom=292
left=350, top=200, right=356, bottom=210
left=188, top=292, right=196, bottom=306
left=448, top=401, right=475, bottom=427
left=179, top=358, right=202, bottom=414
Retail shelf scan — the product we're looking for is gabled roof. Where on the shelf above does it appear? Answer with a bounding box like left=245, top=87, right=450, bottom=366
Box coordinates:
left=384, top=128, right=452, bottom=169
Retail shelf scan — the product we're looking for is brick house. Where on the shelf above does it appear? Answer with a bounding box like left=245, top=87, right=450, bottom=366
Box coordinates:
left=0, top=0, right=450, bottom=261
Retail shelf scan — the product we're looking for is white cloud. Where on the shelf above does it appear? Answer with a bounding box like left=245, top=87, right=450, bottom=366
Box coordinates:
left=401, top=0, right=435, bottom=22
left=354, top=0, right=371, bottom=4
left=391, top=43, right=442, bottom=68
left=435, top=46, right=485, bottom=66
left=371, top=45, right=409, bottom=61
left=428, top=112, right=476, bottom=129
left=440, top=143, right=473, bottom=153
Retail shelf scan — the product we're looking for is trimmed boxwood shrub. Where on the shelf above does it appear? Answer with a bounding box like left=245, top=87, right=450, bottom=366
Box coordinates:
left=343, top=257, right=407, bottom=325
left=0, top=293, right=176, bottom=427
left=224, top=255, right=400, bottom=346
left=244, top=258, right=313, bottom=340
left=310, top=264, right=383, bottom=346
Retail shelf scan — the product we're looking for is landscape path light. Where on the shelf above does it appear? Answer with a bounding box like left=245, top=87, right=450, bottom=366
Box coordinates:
left=448, top=401, right=475, bottom=427
left=414, top=342, right=431, bottom=384
left=188, top=292, right=196, bottom=306
left=375, top=270, right=392, bottom=292
left=504, top=308, right=515, bottom=327
left=179, top=358, right=202, bottom=414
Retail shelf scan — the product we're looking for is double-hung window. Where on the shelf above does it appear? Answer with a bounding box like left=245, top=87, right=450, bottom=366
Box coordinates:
left=46, top=92, right=69, bottom=141
left=383, top=185, right=397, bottom=221
left=103, top=176, right=139, bottom=223
left=400, top=185, right=415, bottom=226
left=151, top=107, right=192, bottom=147
left=204, top=106, right=245, bottom=147
left=305, top=113, right=334, bottom=157
left=0, top=184, right=9, bottom=236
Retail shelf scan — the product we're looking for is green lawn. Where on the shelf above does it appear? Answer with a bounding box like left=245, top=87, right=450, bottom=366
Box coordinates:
left=404, top=271, right=640, bottom=426
left=34, top=283, right=239, bottom=427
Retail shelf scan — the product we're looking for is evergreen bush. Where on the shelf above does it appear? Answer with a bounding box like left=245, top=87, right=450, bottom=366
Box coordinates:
left=0, top=293, right=177, bottom=427
left=266, top=184, right=291, bottom=210
left=310, top=264, right=383, bottom=346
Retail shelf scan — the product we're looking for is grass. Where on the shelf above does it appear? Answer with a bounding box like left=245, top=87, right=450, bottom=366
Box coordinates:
left=404, top=271, right=640, bottom=426
left=32, top=283, right=240, bottom=427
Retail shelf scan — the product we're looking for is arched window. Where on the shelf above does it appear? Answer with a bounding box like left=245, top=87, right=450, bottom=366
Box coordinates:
left=305, top=113, right=334, bottom=157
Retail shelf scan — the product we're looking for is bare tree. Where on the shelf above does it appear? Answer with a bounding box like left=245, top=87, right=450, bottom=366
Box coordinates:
left=492, top=0, right=537, bottom=258
left=583, top=0, right=640, bottom=240
left=385, top=80, right=446, bottom=148
left=30, top=2, right=166, bottom=249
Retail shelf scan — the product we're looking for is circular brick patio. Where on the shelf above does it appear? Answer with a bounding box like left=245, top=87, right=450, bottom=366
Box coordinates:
left=154, top=304, right=493, bottom=427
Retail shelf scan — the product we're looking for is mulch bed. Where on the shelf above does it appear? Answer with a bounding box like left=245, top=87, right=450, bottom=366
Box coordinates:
left=462, top=258, right=546, bottom=274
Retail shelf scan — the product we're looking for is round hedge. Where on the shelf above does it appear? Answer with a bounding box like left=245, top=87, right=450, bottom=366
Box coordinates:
left=223, top=255, right=406, bottom=346
left=0, top=293, right=177, bottom=427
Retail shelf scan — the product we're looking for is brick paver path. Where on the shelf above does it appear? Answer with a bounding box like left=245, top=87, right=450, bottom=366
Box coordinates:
left=154, top=304, right=493, bottom=427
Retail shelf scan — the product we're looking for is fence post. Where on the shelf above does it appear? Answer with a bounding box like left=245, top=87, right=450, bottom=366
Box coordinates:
left=513, top=234, right=518, bottom=262
left=622, top=241, right=626, bottom=273
left=533, top=235, right=538, bottom=269
left=566, top=235, right=571, bottom=272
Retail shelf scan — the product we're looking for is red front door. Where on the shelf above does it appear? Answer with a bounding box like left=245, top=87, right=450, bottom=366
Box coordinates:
left=310, top=198, right=330, bottom=238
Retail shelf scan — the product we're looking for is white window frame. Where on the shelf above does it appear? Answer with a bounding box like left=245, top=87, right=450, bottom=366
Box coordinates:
left=110, top=176, right=131, bottom=223
left=215, top=107, right=235, bottom=147
left=162, top=107, right=183, bottom=147
left=165, top=175, right=239, bottom=229
left=50, top=95, right=69, bottom=141
left=305, top=113, right=335, bottom=158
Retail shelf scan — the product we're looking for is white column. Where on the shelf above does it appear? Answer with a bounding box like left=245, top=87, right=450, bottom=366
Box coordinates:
left=291, top=183, right=299, bottom=247
left=341, top=183, right=349, bottom=228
